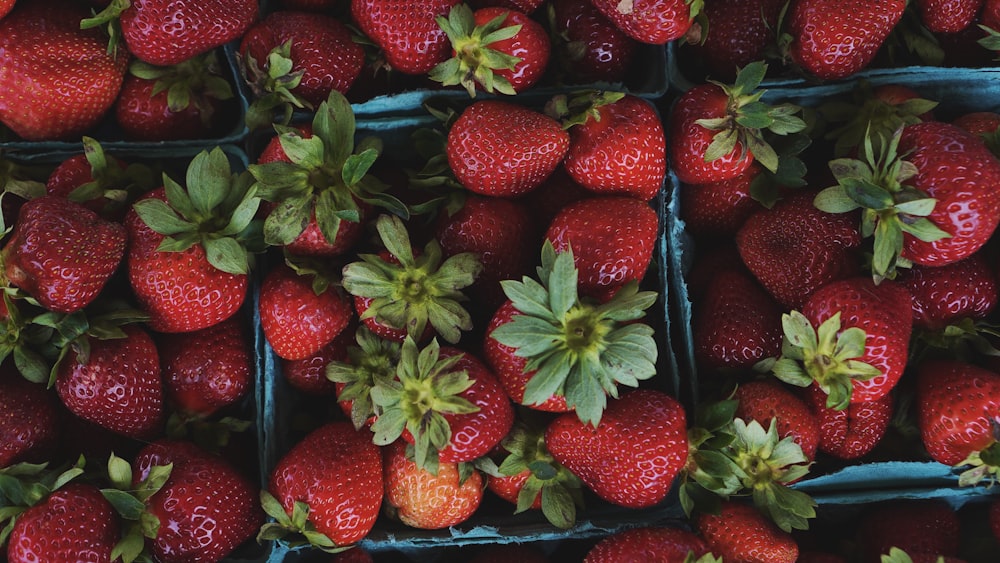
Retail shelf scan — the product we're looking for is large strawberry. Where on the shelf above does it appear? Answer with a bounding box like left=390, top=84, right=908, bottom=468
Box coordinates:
left=351, top=0, right=462, bottom=75
left=0, top=0, right=128, bottom=141
left=1, top=194, right=126, bottom=314
left=784, top=0, right=906, bottom=80
left=260, top=421, right=383, bottom=549
left=696, top=501, right=799, bottom=563
left=545, top=388, right=688, bottom=509
left=590, top=0, right=700, bottom=44
left=126, top=147, right=262, bottom=333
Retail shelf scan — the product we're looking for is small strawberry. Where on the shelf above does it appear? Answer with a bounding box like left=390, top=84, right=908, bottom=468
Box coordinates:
left=549, top=0, right=638, bottom=84
left=583, top=526, right=714, bottom=563
left=590, top=0, right=701, bottom=44
left=0, top=372, right=60, bottom=467
left=126, top=147, right=262, bottom=333
left=669, top=62, right=807, bottom=185
left=916, top=0, right=984, bottom=33
left=1, top=194, right=126, bottom=314
left=260, top=421, right=383, bottom=549
left=801, top=383, right=893, bottom=460
left=0, top=0, right=128, bottom=141
left=545, top=389, right=688, bottom=509
left=351, top=0, right=462, bottom=75
left=696, top=501, right=799, bottom=563
left=382, top=438, right=484, bottom=529
left=430, top=4, right=550, bottom=96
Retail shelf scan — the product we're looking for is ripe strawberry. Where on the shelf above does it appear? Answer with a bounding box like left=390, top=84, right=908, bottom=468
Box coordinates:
left=681, top=163, right=763, bottom=237
left=897, top=253, right=998, bottom=331
left=115, top=51, right=237, bottom=142
left=546, top=389, right=688, bottom=509
left=55, top=324, right=164, bottom=440
left=590, top=0, right=700, bottom=44
left=681, top=0, right=785, bottom=82
left=158, top=315, right=252, bottom=419
left=259, top=261, right=353, bottom=361
left=87, top=0, right=257, bottom=66
left=382, top=438, right=484, bottom=529
left=952, top=111, right=1000, bottom=156
left=916, top=0, right=984, bottom=33
left=696, top=501, right=798, bottom=563
left=583, top=526, right=712, bottom=562
left=126, top=148, right=260, bottom=333
left=431, top=4, right=550, bottom=95
left=0, top=0, right=13, bottom=19
left=669, top=62, right=806, bottom=185
left=916, top=359, right=1000, bottom=483
left=1, top=194, right=126, bottom=314
left=785, top=0, right=906, bottom=80
left=283, top=329, right=352, bottom=397
left=856, top=499, right=961, bottom=563
left=6, top=483, right=120, bottom=563
left=773, top=277, right=912, bottom=409
left=734, top=380, right=821, bottom=462
left=736, top=189, right=863, bottom=310
left=549, top=0, right=638, bottom=84
left=0, top=0, right=128, bottom=141
left=351, top=0, right=461, bottom=75
left=446, top=99, right=569, bottom=197
left=0, top=372, right=60, bottom=467
left=553, top=93, right=665, bottom=201
left=801, top=384, right=893, bottom=460
left=262, top=421, right=383, bottom=548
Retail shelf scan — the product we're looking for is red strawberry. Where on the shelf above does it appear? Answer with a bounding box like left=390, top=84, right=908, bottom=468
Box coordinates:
left=696, top=501, right=799, bottom=563
left=916, top=0, right=984, bottom=33
left=549, top=0, right=638, bottom=84
left=546, top=389, right=688, bottom=508
left=382, top=438, right=484, bottom=529
left=1, top=194, right=126, bottom=314
left=785, top=0, right=906, bottom=80
left=736, top=189, right=863, bottom=310
left=126, top=148, right=259, bottom=333
left=283, top=330, right=352, bottom=397
left=734, top=380, right=821, bottom=462
left=681, top=163, right=764, bottom=237
left=0, top=372, right=60, bottom=467
left=774, top=276, right=912, bottom=408
left=897, top=253, right=998, bottom=330
left=856, top=499, right=961, bottom=563
left=801, top=383, right=893, bottom=460
left=0, top=0, right=128, bottom=141
left=681, top=0, right=785, bottom=82
left=351, top=0, right=462, bottom=75
left=263, top=421, right=383, bottom=547
left=590, top=0, right=699, bottom=44
left=952, top=111, right=1000, bottom=156
left=6, top=483, right=120, bottom=563
left=583, top=526, right=712, bottom=562
left=669, top=62, right=806, bottom=185
left=446, top=99, right=569, bottom=197
left=55, top=324, right=164, bottom=440
left=0, top=0, right=13, bottom=19
left=131, top=439, right=263, bottom=562
left=259, top=262, right=353, bottom=361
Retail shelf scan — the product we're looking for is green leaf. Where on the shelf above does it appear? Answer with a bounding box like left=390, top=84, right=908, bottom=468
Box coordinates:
left=813, top=186, right=860, bottom=214
left=185, top=148, right=230, bottom=216
left=107, top=454, right=132, bottom=490
left=314, top=90, right=355, bottom=165
left=342, top=148, right=379, bottom=187
left=703, top=129, right=739, bottom=163
left=539, top=484, right=576, bottom=529
left=132, top=199, right=192, bottom=236
left=101, top=489, right=146, bottom=520
left=732, top=61, right=767, bottom=95
left=203, top=236, right=249, bottom=275
left=771, top=358, right=814, bottom=388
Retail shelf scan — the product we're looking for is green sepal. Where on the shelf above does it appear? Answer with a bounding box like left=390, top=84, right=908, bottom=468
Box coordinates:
left=239, top=40, right=312, bottom=130
left=79, top=0, right=130, bottom=58
left=430, top=4, right=523, bottom=97
left=327, top=326, right=403, bottom=430
left=256, top=491, right=352, bottom=553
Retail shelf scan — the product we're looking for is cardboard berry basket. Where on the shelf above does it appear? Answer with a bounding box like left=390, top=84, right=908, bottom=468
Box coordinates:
left=249, top=97, right=685, bottom=561
left=664, top=65, right=1000, bottom=499
left=0, top=43, right=250, bottom=153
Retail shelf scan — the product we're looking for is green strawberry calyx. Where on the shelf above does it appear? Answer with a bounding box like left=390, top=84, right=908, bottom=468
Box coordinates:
left=771, top=311, right=882, bottom=410
left=240, top=40, right=312, bottom=131
left=80, top=0, right=130, bottom=58
left=881, top=547, right=947, bottom=563
left=819, top=80, right=937, bottom=157
left=430, top=4, right=523, bottom=97
left=544, top=90, right=627, bottom=130
left=814, top=127, right=951, bottom=283
left=693, top=61, right=807, bottom=174
left=100, top=453, right=172, bottom=563
left=369, top=336, right=479, bottom=474
left=133, top=147, right=264, bottom=276
left=490, top=240, right=659, bottom=427
left=257, top=491, right=352, bottom=553
left=128, top=52, right=235, bottom=128
left=326, top=326, right=403, bottom=430
left=341, top=214, right=482, bottom=344
left=978, top=24, right=1000, bottom=57
left=69, top=137, right=155, bottom=218
left=0, top=457, right=86, bottom=545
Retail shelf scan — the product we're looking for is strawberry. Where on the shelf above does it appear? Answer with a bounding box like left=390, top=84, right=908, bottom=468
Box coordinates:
left=669, top=62, right=807, bottom=185
left=952, top=111, right=1000, bottom=156
left=736, top=189, right=863, bottom=310
left=382, top=438, right=484, bottom=529
left=341, top=213, right=482, bottom=345
left=485, top=241, right=659, bottom=424
left=351, top=0, right=462, bottom=75
left=680, top=0, right=785, bottom=82
left=0, top=0, right=13, bottom=19
left=115, top=51, right=237, bottom=142
left=549, top=0, right=638, bottom=84
left=897, top=253, right=998, bottom=331
left=0, top=372, right=60, bottom=467
left=734, top=380, right=821, bottom=462
left=261, top=421, right=383, bottom=549
left=553, top=93, right=666, bottom=201
left=696, top=501, right=799, bottom=563
left=85, top=0, right=258, bottom=67
left=6, top=483, right=120, bottom=563
left=856, top=499, right=961, bottom=563
left=327, top=325, right=400, bottom=429
left=259, top=261, right=353, bottom=361
left=130, top=439, right=264, bottom=562
left=801, top=383, right=894, bottom=460
left=784, top=0, right=906, bottom=80
left=582, top=526, right=713, bottom=562
left=545, top=388, right=688, bottom=509
left=126, top=148, right=261, bottom=333
left=239, top=10, right=364, bottom=129
left=158, top=315, right=252, bottom=419
left=681, top=163, right=764, bottom=237
left=0, top=0, right=128, bottom=141
left=590, top=0, right=700, bottom=44
left=446, top=99, right=569, bottom=197
left=369, top=337, right=514, bottom=470
left=916, top=359, right=1000, bottom=484
left=283, top=329, right=352, bottom=397
left=1, top=194, right=126, bottom=314
left=916, top=0, right=984, bottom=33
left=431, top=4, right=550, bottom=96
left=772, top=276, right=912, bottom=409
left=56, top=323, right=164, bottom=440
